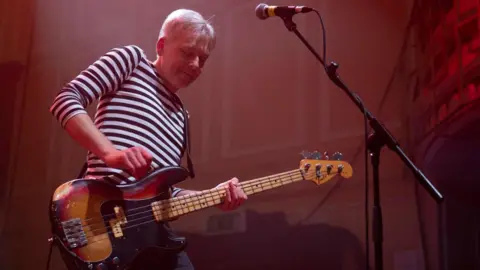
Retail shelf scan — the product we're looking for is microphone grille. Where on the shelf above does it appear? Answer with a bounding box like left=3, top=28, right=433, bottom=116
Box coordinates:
left=255, top=3, right=268, bottom=20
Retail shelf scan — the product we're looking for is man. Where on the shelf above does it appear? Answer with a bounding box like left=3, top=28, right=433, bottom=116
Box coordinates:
left=50, top=8, right=248, bottom=270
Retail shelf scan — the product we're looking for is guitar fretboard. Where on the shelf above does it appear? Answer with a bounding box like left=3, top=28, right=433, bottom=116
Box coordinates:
left=150, top=169, right=303, bottom=221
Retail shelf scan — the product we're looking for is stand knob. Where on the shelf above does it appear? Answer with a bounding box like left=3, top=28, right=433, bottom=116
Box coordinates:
left=332, top=152, right=343, bottom=160
left=96, top=263, right=107, bottom=270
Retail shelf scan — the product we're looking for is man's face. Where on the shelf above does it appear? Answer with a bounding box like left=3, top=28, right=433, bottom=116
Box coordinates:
left=157, top=29, right=211, bottom=90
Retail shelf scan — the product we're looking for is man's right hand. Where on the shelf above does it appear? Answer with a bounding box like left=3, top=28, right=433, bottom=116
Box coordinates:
left=103, top=146, right=153, bottom=180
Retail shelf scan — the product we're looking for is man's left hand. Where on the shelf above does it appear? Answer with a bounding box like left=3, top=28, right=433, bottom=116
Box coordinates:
left=215, top=177, right=248, bottom=211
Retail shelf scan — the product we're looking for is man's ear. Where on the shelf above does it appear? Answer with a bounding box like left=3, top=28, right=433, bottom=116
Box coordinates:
left=156, top=37, right=166, bottom=56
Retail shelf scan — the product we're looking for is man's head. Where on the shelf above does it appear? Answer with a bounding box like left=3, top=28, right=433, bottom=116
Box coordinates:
left=155, top=9, right=216, bottom=93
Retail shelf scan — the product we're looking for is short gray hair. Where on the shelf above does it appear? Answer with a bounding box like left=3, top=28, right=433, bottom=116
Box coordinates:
left=159, top=9, right=216, bottom=52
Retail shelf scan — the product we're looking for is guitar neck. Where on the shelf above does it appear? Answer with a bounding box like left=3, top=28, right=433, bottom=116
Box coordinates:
left=151, top=169, right=304, bottom=221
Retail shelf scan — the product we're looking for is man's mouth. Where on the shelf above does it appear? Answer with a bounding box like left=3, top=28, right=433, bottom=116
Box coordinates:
left=183, top=72, right=194, bottom=80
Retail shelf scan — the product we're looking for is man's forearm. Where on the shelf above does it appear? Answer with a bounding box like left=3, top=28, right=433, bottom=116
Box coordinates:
left=64, top=113, right=116, bottom=160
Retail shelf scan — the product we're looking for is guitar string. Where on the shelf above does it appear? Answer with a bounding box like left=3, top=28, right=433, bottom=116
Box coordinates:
left=61, top=167, right=344, bottom=245
left=75, top=163, right=343, bottom=226
left=65, top=168, right=344, bottom=242
left=63, top=171, right=308, bottom=243
left=66, top=173, right=303, bottom=247
left=78, top=163, right=343, bottom=224
left=74, top=173, right=307, bottom=247
left=77, top=171, right=303, bottom=236
left=78, top=169, right=301, bottom=224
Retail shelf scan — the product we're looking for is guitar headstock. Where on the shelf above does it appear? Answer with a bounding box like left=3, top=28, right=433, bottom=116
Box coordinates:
left=299, top=150, right=353, bottom=185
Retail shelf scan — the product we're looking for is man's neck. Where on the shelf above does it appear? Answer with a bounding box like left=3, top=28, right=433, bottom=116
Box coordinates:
left=152, top=59, right=178, bottom=94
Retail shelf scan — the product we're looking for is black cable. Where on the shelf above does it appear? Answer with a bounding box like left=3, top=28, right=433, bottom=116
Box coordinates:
left=312, top=10, right=327, bottom=72
left=312, top=10, right=370, bottom=270
left=45, top=238, right=54, bottom=270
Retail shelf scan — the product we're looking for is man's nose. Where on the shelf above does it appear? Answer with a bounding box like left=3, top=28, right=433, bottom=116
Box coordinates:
left=189, top=57, right=201, bottom=75
left=191, top=56, right=200, bottom=68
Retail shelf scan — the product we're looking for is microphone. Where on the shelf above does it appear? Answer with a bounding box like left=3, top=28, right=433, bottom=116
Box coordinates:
left=255, top=3, right=314, bottom=20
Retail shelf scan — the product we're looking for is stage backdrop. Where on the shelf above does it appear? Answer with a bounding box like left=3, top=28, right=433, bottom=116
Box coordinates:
left=1, top=0, right=430, bottom=269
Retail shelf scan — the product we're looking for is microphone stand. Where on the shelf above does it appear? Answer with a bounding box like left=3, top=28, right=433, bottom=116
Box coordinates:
left=279, top=14, right=444, bottom=270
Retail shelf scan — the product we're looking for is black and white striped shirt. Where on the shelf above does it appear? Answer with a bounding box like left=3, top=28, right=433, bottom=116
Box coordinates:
left=50, top=45, right=186, bottom=196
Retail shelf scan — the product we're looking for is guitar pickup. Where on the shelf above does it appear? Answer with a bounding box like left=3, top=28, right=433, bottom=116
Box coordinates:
left=109, top=206, right=127, bottom=238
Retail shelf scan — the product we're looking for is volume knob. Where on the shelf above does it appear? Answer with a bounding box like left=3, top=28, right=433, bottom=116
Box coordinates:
left=96, top=263, right=107, bottom=270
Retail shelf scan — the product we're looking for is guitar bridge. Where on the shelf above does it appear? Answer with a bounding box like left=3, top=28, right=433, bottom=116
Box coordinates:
left=61, top=218, right=87, bottom=249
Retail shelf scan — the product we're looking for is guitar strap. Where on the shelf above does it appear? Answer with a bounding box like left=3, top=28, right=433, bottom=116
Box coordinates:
left=77, top=162, right=87, bottom=179
left=176, top=95, right=195, bottom=179
left=184, top=113, right=195, bottom=178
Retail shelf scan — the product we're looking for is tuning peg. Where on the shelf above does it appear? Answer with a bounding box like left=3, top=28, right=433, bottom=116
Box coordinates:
left=323, top=151, right=329, bottom=160
left=326, top=164, right=333, bottom=174
left=332, top=152, right=343, bottom=160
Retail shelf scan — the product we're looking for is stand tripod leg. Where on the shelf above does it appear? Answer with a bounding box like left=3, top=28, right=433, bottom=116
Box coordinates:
left=371, top=150, right=383, bottom=270
left=366, top=130, right=385, bottom=270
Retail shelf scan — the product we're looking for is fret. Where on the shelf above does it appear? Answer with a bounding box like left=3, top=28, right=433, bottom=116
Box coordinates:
left=151, top=169, right=304, bottom=221
left=241, top=170, right=302, bottom=196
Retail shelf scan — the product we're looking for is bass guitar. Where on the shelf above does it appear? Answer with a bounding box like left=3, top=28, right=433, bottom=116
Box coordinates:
left=49, top=151, right=353, bottom=269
